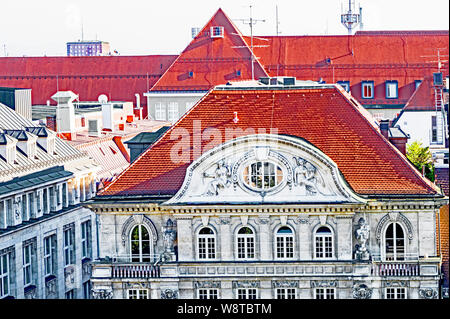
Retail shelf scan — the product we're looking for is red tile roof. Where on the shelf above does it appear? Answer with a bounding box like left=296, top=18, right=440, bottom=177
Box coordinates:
left=435, top=167, right=449, bottom=196
left=438, top=204, right=449, bottom=286
left=150, top=8, right=268, bottom=92
left=100, top=85, right=440, bottom=197
left=402, top=75, right=443, bottom=111
left=0, top=55, right=177, bottom=117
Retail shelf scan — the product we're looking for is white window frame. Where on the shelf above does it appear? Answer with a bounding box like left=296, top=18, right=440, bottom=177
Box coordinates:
left=21, top=194, right=28, bottom=221
left=63, top=226, right=75, bottom=266
left=0, top=201, right=5, bottom=229
left=127, top=289, right=149, bottom=299
left=198, top=288, right=219, bottom=299
left=314, top=226, right=334, bottom=259
left=275, top=288, right=296, bottom=299
left=275, top=226, right=295, bottom=260
left=22, top=243, right=33, bottom=287
left=154, top=102, right=166, bottom=121
left=314, top=288, right=336, bottom=299
left=167, top=102, right=179, bottom=123
left=337, top=81, right=350, bottom=92
left=81, top=220, right=91, bottom=259
left=385, top=287, right=407, bottom=299
left=237, top=288, right=258, bottom=299
left=384, top=222, right=406, bottom=261
left=386, top=81, right=398, bottom=99
left=43, top=235, right=55, bottom=276
left=0, top=252, right=10, bottom=298
left=236, top=227, right=256, bottom=260
left=130, top=224, right=153, bottom=262
left=362, top=81, right=374, bottom=99
left=242, top=161, right=284, bottom=192
left=197, top=227, right=216, bottom=260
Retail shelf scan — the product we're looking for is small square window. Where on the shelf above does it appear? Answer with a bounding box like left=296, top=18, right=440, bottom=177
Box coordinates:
left=361, top=81, right=374, bottom=99
left=337, top=81, right=350, bottom=92
left=386, top=81, right=398, bottom=99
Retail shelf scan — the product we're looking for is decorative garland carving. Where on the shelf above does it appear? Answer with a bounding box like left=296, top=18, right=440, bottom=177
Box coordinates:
left=352, top=283, right=373, bottom=299
left=272, top=281, right=299, bottom=288
left=232, top=281, right=260, bottom=288
left=194, top=281, right=221, bottom=289
left=310, top=280, right=337, bottom=288
left=161, top=289, right=178, bottom=299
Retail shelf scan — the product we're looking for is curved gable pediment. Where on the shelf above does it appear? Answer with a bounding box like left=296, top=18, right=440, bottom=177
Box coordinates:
left=165, top=134, right=366, bottom=205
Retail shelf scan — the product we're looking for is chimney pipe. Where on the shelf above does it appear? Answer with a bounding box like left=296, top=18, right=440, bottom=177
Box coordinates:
left=380, top=119, right=389, bottom=139
left=52, top=91, right=78, bottom=141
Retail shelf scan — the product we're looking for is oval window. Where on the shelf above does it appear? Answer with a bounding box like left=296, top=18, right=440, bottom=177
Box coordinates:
left=242, top=161, right=283, bottom=191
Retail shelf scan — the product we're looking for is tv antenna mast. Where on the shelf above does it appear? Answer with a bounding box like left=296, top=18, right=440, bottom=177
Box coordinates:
left=341, top=0, right=361, bottom=35
left=234, top=5, right=267, bottom=80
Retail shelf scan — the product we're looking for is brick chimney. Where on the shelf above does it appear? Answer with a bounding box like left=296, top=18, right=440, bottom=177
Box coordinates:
left=380, top=119, right=390, bottom=139
left=379, top=119, right=408, bottom=156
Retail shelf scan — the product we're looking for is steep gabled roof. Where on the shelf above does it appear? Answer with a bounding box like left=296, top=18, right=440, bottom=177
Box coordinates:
left=402, top=75, right=439, bottom=111
left=150, top=8, right=268, bottom=91
left=99, top=84, right=440, bottom=198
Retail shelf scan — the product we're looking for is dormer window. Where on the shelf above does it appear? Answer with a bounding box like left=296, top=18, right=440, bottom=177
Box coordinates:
left=385, top=80, right=398, bottom=99
left=361, top=81, right=374, bottom=99
left=210, top=26, right=224, bottom=38
left=337, top=81, right=350, bottom=92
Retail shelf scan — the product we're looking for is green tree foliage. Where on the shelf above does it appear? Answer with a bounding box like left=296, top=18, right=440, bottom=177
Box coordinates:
left=406, top=141, right=435, bottom=182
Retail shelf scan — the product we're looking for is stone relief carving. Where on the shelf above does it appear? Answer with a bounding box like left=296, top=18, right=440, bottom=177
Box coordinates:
left=203, top=160, right=232, bottom=196
left=219, top=217, right=231, bottom=225
left=13, top=197, right=21, bottom=220
left=292, top=156, right=326, bottom=195
left=384, top=281, right=407, bottom=288
left=310, top=280, right=337, bottom=288
left=232, top=281, right=260, bottom=288
left=354, top=217, right=370, bottom=261
left=92, top=288, right=113, bottom=299
left=163, top=219, right=176, bottom=253
left=64, top=266, right=75, bottom=289
left=352, top=283, right=373, bottom=299
left=45, top=277, right=58, bottom=298
left=272, top=281, right=299, bottom=288
left=419, top=288, right=438, bottom=299
left=123, top=282, right=150, bottom=290
left=194, top=281, right=221, bottom=289
left=161, top=289, right=178, bottom=299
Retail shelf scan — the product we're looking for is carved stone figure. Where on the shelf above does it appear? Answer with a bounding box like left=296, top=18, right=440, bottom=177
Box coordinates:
left=419, top=288, right=438, bottom=299
left=92, top=288, right=113, bottom=299
left=355, top=217, right=370, bottom=261
left=163, top=219, right=176, bottom=253
left=352, top=283, right=373, bottom=299
left=292, top=157, right=325, bottom=195
left=203, top=160, right=232, bottom=196
left=161, top=288, right=178, bottom=299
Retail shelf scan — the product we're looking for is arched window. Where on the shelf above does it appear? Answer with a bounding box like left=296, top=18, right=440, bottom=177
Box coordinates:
left=242, top=161, right=283, bottom=191
left=236, top=227, right=255, bottom=259
left=385, top=223, right=405, bottom=261
left=198, top=227, right=216, bottom=260
left=275, top=226, right=294, bottom=259
left=130, top=225, right=151, bottom=262
left=314, top=226, right=333, bottom=259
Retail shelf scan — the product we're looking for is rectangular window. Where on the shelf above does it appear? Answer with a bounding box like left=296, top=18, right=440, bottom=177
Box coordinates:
left=127, top=289, right=149, bottom=299
left=81, top=220, right=92, bottom=259
left=0, top=252, right=11, bottom=298
left=23, top=243, right=33, bottom=287
left=431, top=116, right=438, bottom=143
left=315, top=236, right=333, bottom=258
left=5, top=199, right=12, bottom=227
left=237, top=288, right=257, bottom=299
left=337, top=81, right=350, bottom=92
left=21, top=194, right=28, bottom=221
left=65, top=289, right=74, bottom=299
left=362, top=81, right=374, bottom=99
left=237, top=237, right=255, bottom=259
left=43, top=235, right=56, bottom=277
left=28, top=192, right=35, bottom=219
left=43, top=188, right=49, bottom=214
left=154, top=102, right=166, bottom=120
left=198, top=236, right=215, bottom=260
left=276, top=236, right=294, bottom=259
left=415, top=80, right=422, bottom=90
left=198, top=289, right=218, bottom=299
left=64, top=226, right=75, bottom=266
left=210, top=26, right=224, bottom=38
left=168, top=102, right=179, bottom=122
left=62, top=183, right=68, bottom=207
left=386, top=287, right=406, bottom=299
left=315, top=288, right=335, bottom=299
left=386, top=81, right=398, bottom=99
left=83, top=281, right=91, bottom=299
left=0, top=201, right=5, bottom=229
left=276, top=288, right=296, bottom=299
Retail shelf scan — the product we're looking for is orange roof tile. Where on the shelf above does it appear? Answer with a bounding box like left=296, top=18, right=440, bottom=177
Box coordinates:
left=99, top=85, right=440, bottom=198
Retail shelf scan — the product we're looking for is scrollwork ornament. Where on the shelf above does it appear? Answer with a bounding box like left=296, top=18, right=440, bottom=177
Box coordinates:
left=352, top=284, right=373, bottom=299
left=419, top=288, right=438, bottom=299
left=161, top=289, right=178, bottom=299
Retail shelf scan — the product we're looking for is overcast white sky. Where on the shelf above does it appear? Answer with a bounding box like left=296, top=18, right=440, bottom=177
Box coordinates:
left=0, top=0, right=448, bottom=57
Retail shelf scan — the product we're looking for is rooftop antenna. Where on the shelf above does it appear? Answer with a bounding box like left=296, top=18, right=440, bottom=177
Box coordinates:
left=341, top=0, right=361, bottom=35
left=81, top=17, right=84, bottom=41
left=359, top=6, right=363, bottom=31
left=235, top=5, right=266, bottom=80
left=276, top=5, right=281, bottom=36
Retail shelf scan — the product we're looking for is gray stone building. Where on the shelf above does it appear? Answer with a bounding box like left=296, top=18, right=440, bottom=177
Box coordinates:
left=88, top=82, right=448, bottom=299
left=0, top=102, right=100, bottom=299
